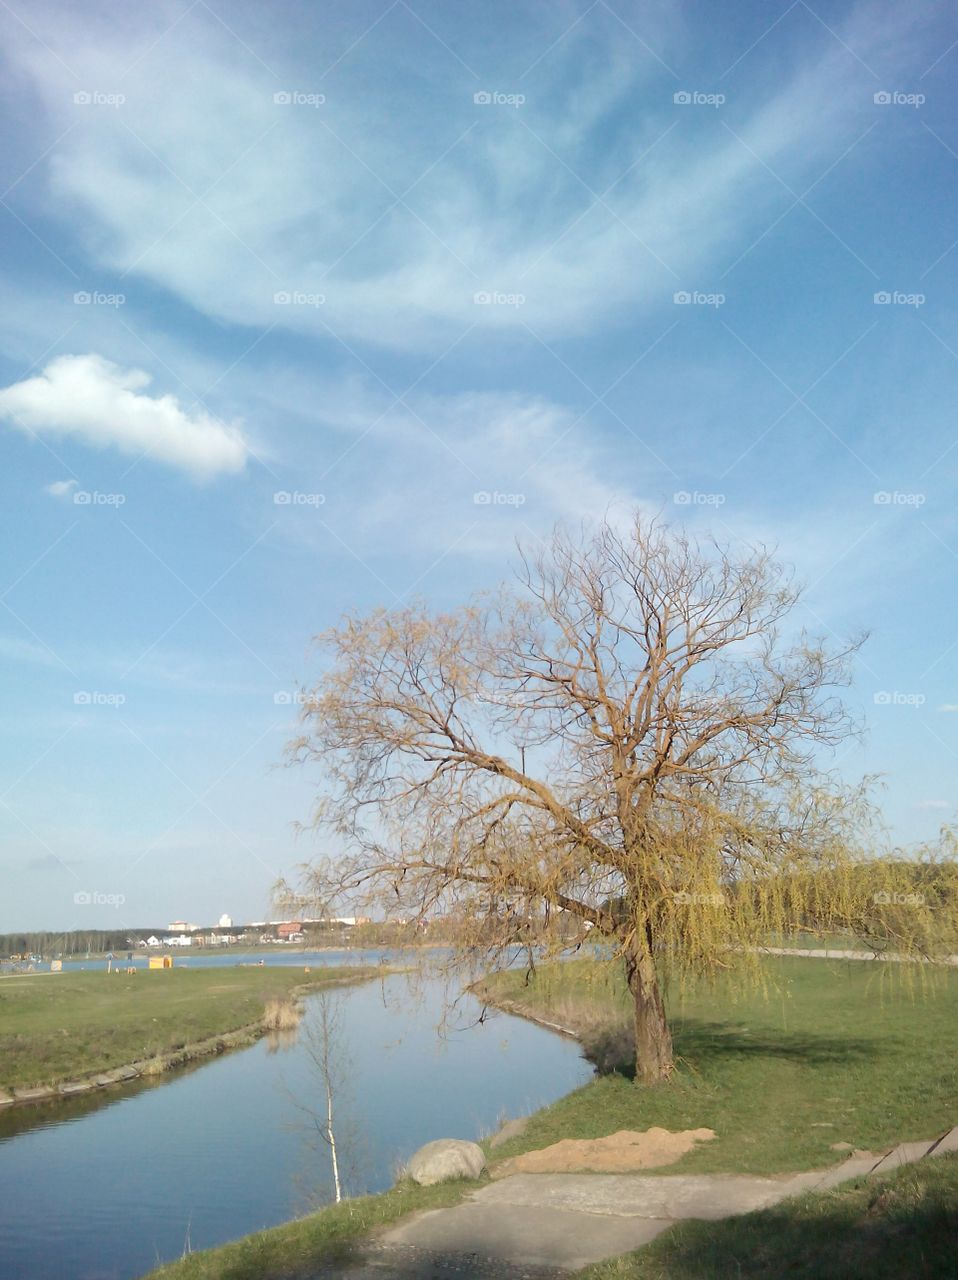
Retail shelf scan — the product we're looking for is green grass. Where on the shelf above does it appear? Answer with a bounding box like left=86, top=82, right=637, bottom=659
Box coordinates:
left=477, top=956, right=958, bottom=1175
left=577, top=1152, right=958, bottom=1279
left=0, top=965, right=377, bottom=1089
left=141, top=1178, right=479, bottom=1280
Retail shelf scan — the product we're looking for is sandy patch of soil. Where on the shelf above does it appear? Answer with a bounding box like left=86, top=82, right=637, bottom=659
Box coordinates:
left=494, top=1126, right=716, bottom=1176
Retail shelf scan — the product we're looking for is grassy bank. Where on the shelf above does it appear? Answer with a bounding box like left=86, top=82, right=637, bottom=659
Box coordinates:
left=142, top=1179, right=478, bottom=1280
left=476, top=956, right=958, bottom=1175
left=135, top=954, right=958, bottom=1280
left=580, top=1151, right=958, bottom=1279
left=0, top=965, right=378, bottom=1091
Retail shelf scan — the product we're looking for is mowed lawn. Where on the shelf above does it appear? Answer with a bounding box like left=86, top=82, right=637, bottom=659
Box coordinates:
left=478, top=956, right=958, bottom=1175
left=0, top=965, right=376, bottom=1090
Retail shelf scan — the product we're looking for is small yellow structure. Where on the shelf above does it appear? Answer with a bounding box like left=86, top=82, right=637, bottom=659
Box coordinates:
left=148, top=955, right=174, bottom=970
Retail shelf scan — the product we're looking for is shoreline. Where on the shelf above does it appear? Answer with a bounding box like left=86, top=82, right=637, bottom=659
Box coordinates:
left=470, top=981, right=586, bottom=1046
left=0, top=972, right=378, bottom=1111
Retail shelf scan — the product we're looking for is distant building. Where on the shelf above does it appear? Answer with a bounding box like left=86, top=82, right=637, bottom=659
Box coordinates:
left=218, top=913, right=232, bottom=929
left=167, top=920, right=200, bottom=933
left=276, top=921, right=304, bottom=940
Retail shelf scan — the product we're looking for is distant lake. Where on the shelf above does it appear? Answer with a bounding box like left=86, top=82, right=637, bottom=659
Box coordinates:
left=0, top=951, right=593, bottom=1280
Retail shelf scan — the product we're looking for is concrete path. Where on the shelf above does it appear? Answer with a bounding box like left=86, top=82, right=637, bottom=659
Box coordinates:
left=753, top=945, right=958, bottom=964
left=314, top=1125, right=958, bottom=1276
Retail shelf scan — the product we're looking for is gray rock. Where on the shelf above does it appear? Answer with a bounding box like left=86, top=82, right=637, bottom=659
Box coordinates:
left=59, top=1080, right=95, bottom=1096
left=490, top=1117, right=529, bottom=1149
left=12, top=1085, right=56, bottom=1102
left=407, top=1139, right=487, bottom=1186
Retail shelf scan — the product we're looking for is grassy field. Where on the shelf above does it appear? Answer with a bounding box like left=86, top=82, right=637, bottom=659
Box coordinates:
left=580, top=1152, right=958, bottom=1279
left=0, top=965, right=378, bottom=1090
left=476, top=956, right=958, bottom=1175
left=142, top=1179, right=478, bottom=1280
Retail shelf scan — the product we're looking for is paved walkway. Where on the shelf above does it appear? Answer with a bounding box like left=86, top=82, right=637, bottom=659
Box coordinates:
left=753, top=946, right=958, bottom=964
left=313, top=1125, right=958, bottom=1277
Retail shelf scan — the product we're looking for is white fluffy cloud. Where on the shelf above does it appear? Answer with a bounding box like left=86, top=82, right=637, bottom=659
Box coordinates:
left=0, top=355, right=248, bottom=478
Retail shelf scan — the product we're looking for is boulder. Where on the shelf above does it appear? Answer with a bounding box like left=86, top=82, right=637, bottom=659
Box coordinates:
left=406, top=1138, right=487, bottom=1186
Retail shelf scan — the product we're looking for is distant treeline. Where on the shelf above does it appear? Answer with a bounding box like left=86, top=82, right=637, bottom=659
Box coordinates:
left=1, top=929, right=164, bottom=957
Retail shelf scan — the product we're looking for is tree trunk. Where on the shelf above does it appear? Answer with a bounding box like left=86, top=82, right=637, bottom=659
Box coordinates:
left=326, top=1079, right=342, bottom=1203
left=624, top=932, right=673, bottom=1084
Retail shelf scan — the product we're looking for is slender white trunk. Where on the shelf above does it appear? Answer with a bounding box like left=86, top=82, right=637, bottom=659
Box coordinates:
left=326, top=1079, right=341, bottom=1203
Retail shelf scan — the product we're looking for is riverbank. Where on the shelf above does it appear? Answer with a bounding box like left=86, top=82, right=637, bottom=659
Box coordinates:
left=0, top=965, right=380, bottom=1102
left=473, top=956, right=958, bottom=1176
left=138, top=951, right=958, bottom=1279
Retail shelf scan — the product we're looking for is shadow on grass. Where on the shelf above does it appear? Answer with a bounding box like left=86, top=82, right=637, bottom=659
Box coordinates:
left=584, top=1020, right=880, bottom=1080
left=615, top=1189, right=958, bottom=1280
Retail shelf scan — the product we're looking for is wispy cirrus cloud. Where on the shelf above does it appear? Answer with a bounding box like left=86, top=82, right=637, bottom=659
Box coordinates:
left=4, top=0, right=935, bottom=350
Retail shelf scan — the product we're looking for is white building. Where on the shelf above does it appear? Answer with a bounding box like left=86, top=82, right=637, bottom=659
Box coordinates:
left=218, top=913, right=232, bottom=929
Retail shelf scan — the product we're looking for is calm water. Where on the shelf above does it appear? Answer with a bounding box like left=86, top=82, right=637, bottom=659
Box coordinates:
left=0, top=952, right=592, bottom=1280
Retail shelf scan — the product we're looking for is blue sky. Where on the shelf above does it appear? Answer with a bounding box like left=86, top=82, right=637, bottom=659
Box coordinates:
left=1, top=0, right=956, bottom=932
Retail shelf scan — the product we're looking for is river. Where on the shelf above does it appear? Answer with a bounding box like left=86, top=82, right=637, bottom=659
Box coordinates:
left=0, top=951, right=593, bottom=1280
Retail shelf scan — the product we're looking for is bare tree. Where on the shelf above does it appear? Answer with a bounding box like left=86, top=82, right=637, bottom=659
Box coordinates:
left=290, top=990, right=347, bottom=1203
left=284, top=514, right=941, bottom=1084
